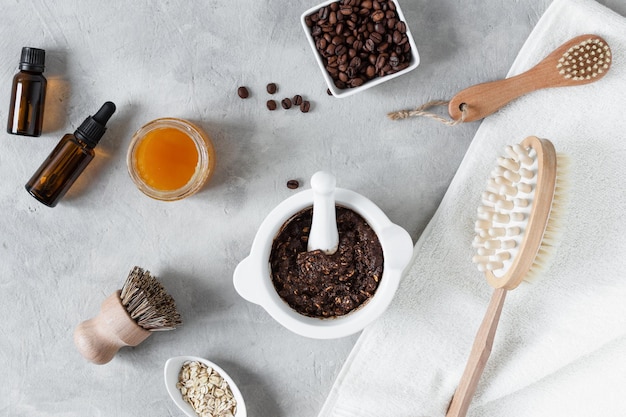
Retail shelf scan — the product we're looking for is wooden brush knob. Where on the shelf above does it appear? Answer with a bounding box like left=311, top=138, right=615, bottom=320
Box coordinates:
left=74, top=290, right=151, bottom=364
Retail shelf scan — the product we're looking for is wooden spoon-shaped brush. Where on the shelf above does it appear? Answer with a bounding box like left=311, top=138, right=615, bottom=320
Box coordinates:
left=448, top=34, right=612, bottom=122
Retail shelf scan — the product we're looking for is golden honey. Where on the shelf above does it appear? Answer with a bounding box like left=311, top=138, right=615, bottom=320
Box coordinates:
left=127, top=118, right=215, bottom=201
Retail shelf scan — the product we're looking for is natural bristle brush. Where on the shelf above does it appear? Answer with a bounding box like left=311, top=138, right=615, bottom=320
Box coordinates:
left=389, top=34, right=611, bottom=124
left=446, top=136, right=568, bottom=417
left=74, top=266, right=182, bottom=364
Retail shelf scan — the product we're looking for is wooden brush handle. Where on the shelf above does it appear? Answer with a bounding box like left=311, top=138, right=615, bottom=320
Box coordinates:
left=448, top=69, right=556, bottom=122
left=446, top=288, right=507, bottom=417
left=73, top=290, right=151, bottom=364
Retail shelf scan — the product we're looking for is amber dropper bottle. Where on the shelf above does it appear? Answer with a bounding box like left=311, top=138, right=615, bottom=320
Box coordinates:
left=7, top=47, right=47, bottom=137
left=25, top=102, right=116, bottom=207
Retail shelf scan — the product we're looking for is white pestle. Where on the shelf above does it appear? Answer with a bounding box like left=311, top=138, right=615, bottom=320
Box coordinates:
left=307, top=171, right=339, bottom=255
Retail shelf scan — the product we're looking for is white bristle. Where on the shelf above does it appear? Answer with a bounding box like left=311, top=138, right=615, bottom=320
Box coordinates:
left=514, top=198, right=528, bottom=207
left=495, top=176, right=514, bottom=187
left=484, top=240, right=501, bottom=250
left=517, top=182, right=533, bottom=193
left=496, top=199, right=515, bottom=211
left=495, top=252, right=511, bottom=262
left=507, top=226, right=522, bottom=236
left=501, top=239, right=516, bottom=249
left=510, top=212, right=525, bottom=222
left=492, top=213, right=509, bottom=223
left=472, top=255, right=490, bottom=264
left=488, top=227, right=506, bottom=237
left=519, top=168, right=534, bottom=179
left=500, top=184, right=518, bottom=197
left=477, top=247, right=496, bottom=256
left=472, top=235, right=488, bottom=247
left=503, top=169, right=521, bottom=182
left=498, top=157, right=520, bottom=171
left=512, top=144, right=533, bottom=165
left=475, top=219, right=491, bottom=230
left=486, top=261, right=504, bottom=271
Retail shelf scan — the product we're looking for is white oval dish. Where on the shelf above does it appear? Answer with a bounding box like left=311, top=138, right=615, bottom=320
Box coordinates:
left=233, top=177, right=414, bottom=339
left=164, top=355, right=247, bottom=417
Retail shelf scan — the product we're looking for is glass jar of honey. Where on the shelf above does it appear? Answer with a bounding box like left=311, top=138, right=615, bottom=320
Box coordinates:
left=127, top=118, right=216, bottom=201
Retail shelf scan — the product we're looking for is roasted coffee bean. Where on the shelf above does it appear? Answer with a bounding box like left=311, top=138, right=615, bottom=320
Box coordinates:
left=369, top=32, right=383, bottom=44
left=293, top=95, right=303, bottom=106
left=349, top=56, right=361, bottom=68
left=339, top=5, right=351, bottom=15
left=327, top=88, right=333, bottom=96
left=281, top=98, right=292, bottom=109
left=300, top=100, right=311, bottom=113
left=350, top=77, right=364, bottom=87
left=329, top=11, right=337, bottom=24
left=389, top=54, right=400, bottom=67
left=287, top=179, right=300, bottom=189
left=375, top=54, right=386, bottom=70
left=266, top=100, right=277, bottom=110
left=318, top=6, right=329, bottom=20
left=335, top=44, right=347, bottom=56
left=237, top=86, right=249, bottom=99
left=392, top=30, right=403, bottom=44
left=371, top=10, right=384, bottom=22
left=266, top=83, right=277, bottom=94
left=396, top=21, right=406, bottom=33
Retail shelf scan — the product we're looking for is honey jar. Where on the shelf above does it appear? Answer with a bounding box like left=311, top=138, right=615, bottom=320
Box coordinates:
left=127, top=118, right=216, bottom=201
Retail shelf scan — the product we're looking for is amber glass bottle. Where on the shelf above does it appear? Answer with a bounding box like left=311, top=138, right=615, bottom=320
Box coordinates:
left=7, top=47, right=47, bottom=137
left=25, top=102, right=116, bottom=207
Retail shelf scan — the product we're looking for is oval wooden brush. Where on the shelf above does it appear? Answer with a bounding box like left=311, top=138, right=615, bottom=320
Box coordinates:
left=448, top=34, right=612, bottom=122
left=74, top=266, right=182, bottom=364
left=446, top=136, right=568, bottom=417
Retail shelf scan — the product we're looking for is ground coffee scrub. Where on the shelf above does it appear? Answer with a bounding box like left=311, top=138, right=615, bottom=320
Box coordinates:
left=270, top=205, right=384, bottom=318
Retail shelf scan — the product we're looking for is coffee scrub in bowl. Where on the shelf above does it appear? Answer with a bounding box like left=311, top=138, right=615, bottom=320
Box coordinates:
left=233, top=171, right=413, bottom=339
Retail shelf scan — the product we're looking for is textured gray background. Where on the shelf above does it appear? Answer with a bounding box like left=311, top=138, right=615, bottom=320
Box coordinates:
left=1, top=0, right=624, bottom=416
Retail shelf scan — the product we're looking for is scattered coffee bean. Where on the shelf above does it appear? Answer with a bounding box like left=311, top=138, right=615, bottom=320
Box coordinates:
left=304, top=0, right=412, bottom=91
left=266, top=99, right=277, bottom=110
left=237, top=86, right=249, bottom=99
left=287, top=179, right=300, bottom=189
left=327, top=88, right=333, bottom=96
left=293, top=95, right=303, bottom=106
left=266, top=82, right=277, bottom=94
left=281, top=98, right=292, bottom=109
left=300, top=101, right=311, bottom=113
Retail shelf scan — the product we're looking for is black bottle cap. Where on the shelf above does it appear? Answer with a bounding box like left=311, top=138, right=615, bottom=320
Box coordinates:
left=19, top=47, right=45, bottom=72
left=74, top=102, right=116, bottom=148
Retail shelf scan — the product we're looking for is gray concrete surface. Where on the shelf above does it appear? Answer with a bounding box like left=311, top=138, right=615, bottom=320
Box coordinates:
left=1, top=0, right=624, bottom=416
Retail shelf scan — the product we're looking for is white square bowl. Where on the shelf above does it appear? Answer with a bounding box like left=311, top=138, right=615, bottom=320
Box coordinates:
left=301, top=0, right=420, bottom=98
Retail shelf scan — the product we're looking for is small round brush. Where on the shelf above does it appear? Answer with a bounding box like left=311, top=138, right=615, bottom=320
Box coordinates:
left=74, top=266, right=182, bottom=364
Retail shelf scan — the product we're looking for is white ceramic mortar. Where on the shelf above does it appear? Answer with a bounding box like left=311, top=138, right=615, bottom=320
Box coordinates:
left=233, top=179, right=414, bottom=339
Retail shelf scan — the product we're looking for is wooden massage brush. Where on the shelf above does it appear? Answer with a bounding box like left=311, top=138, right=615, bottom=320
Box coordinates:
left=446, top=136, right=568, bottom=417
left=389, top=34, right=611, bottom=123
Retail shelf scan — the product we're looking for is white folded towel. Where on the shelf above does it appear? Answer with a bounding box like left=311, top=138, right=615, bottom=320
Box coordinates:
left=318, top=0, right=626, bottom=416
